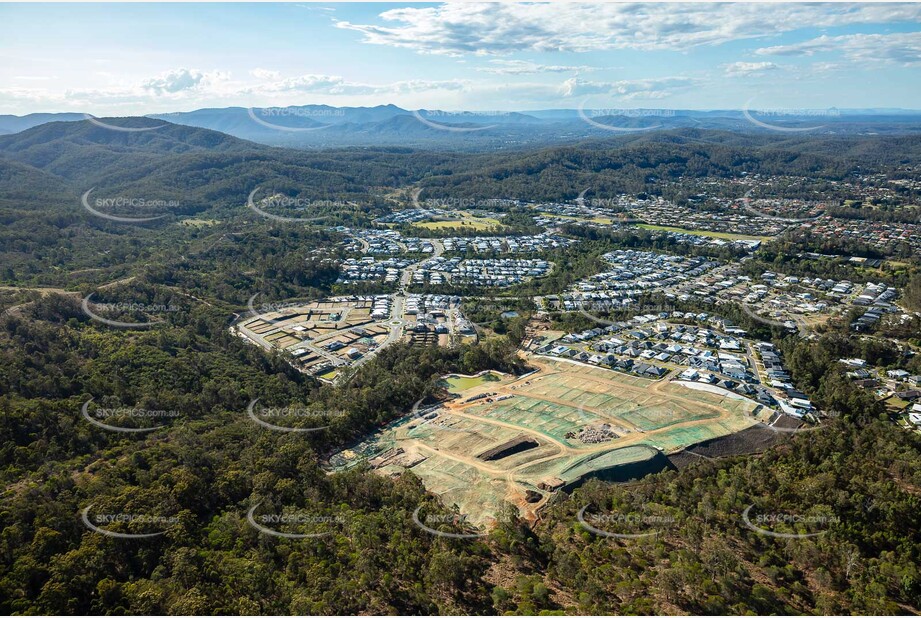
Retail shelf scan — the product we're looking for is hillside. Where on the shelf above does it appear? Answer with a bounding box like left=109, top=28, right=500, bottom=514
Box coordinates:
left=0, top=112, right=87, bottom=135
left=416, top=131, right=921, bottom=201
left=0, top=118, right=460, bottom=288
left=2, top=119, right=919, bottom=287
left=0, top=295, right=918, bottom=615
left=4, top=106, right=921, bottom=151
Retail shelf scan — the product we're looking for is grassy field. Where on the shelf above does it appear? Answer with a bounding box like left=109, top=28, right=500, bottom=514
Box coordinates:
left=413, top=211, right=502, bottom=231
left=442, top=371, right=504, bottom=394
left=884, top=395, right=912, bottom=411
left=414, top=219, right=500, bottom=231
left=636, top=224, right=772, bottom=242
left=538, top=212, right=615, bottom=225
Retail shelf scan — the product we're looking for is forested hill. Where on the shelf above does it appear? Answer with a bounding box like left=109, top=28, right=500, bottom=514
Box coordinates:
left=1, top=117, right=920, bottom=288
left=0, top=118, right=459, bottom=193
left=3, top=119, right=918, bottom=208
left=0, top=116, right=919, bottom=614
left=0, top=294, right=918, bottom=615
left=0, top=117, right=258, bottom=158
left=417, top=130, right=921, bottom=201
left=0, top=118, right=458, bottom=287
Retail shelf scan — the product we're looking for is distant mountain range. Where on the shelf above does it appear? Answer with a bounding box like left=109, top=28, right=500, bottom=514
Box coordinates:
left=1, top=114, right=919, bottom=213
left=2, top=106, right=921, bottom=151
left=2, top=114, right=920, bottom=230
left=0, top=117, right=461, bottom=215
left=0, top=112, right=88, bottom=135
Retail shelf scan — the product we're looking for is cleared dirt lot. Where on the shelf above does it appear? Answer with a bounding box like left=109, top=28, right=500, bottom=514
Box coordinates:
left=335, top=355, right=761, bottom=527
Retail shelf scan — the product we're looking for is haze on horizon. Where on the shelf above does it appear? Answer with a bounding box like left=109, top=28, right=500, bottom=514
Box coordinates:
left=2, top=2, right=921, bottom=117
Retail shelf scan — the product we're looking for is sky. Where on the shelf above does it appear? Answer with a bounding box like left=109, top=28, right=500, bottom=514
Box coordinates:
left=2, top=2, right=921, bottom=115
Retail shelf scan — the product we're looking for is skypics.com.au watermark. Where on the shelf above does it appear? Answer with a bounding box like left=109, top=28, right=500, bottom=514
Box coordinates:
left=739, top=188, right=822, bottom=224
left=426, top=110, right=509, bottom=119
left=421, top=197, right=479, bottom=209
left=742, top=505, right=839, bottom=539
left=748, top=107, right=840, bottom=118
left=246, top=399, right=346, bottom=433
left=577, top=504, right=676, bottom=539
left=589, top=108, right=675, bottom=119
left=81, top=293, right=180, bottom=328
left=81, top=398, right=179, bottom=433
left=578, top=99, right=670, bottom=133
left=246, top=107, right=339, bottom=133
left=81, top=189, right=174, bottom=223
left=81, top=505, right=178, bottom=538
left=244, top=292, right=319, bottom=326
left=94, top=197, right=179, bottom=210
left=91, top=301, right=180, bottom=314
left=409, top=190, right=482, bottom=212
left=742, top=98, right=839, bottom=133
left=411, top=109, right=499, bottom=133
left=246, top=503, right=346, bottom=539
left=412, top=505, right=488, bottom=539
left=246, top=187, right=338, bottom=223
left=400, top=397, right=474, bottom=437
left=262, top=196, right=344, bottom=209
left=259, top=107, right=345, bottom=119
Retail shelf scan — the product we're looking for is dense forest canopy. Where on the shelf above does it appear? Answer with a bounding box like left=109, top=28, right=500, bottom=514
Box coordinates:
left=1, top=118, right=919, bottom=615
left=0, top=292, right=918, bottom=614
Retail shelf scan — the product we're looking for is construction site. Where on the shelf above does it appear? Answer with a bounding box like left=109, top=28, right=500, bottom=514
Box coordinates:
left=234, top=293, right=473, bottom=381
left=233, top=296, right=399, bottom=380
left=328, top=356, right=763, bottom=528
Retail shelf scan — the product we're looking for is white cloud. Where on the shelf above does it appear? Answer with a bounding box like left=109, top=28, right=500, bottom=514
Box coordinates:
left=723, top=61, right=779, bottom=77
left=0, top=68, right=473, bottom=114
left=142, top=68, right=214, bottom=94
left=561, top=77, right=696, bottom=100
left=0, top=68, right=235, bottom=112
left=477, top=59, right=597, bottom=75
left=336, top=3, right=921, bottom=56
left=756, top=31, right=921, bottom=66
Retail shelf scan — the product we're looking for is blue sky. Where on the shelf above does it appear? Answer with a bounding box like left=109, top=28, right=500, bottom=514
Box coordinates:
left=2, top=2, right=920, bottom=115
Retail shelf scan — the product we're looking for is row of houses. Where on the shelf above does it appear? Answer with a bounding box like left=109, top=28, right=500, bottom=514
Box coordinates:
left=340, top=228, right=405, bottom=254
left=850, top=282, right=901, bottom=331
left=801, top=218, right=921, bottom=255
left=656, top=230, right=762, bottom=252
left=370, top=296, right=392, bottom=320
left=403, top=294, right=461, bottom=315
left=595, top=323, right=755, bottom=382
left=337, top=257, right=416, bottom=285
left=569, top=306, right=765, bottom=401
left=720, top=272, right=841, bottom=322
left=759, top=271, right=858, bottom=298
left=545, top=313, right=766, bottom=386
left=842, top=359, right=921, bottom=429
left=440, top=232, right=573, bottom=254
left=375, top=209, right=446, bottom=225
left=340, top=227, right=440, bottom=255
left=414, top=257, right=551, bottom=287
left=528, top=200, right=621, bottom=221
left=565, top=250, right=718, bottom=309
left=755, top=342, right=815, bottom=418
left=625, top=195, right=791, bottom=237
left=535, top=344, right=670, bottom=378
left=853, top=282, right=898, bottom=306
